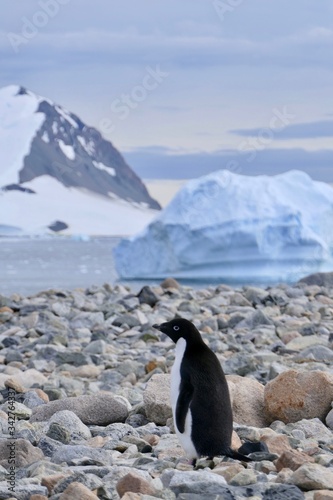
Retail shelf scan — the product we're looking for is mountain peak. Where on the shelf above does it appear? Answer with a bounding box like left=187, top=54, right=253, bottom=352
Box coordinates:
left=0, top=84, right=160, bottom=210
left=0, top=84, right=160, bottom=235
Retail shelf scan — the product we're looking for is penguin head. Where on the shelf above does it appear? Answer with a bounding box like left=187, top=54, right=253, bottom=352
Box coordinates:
left=153, top=318, right=202, bottom=344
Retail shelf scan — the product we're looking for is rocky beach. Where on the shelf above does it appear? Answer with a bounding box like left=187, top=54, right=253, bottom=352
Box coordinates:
left=0, top=274, right=333, bottom=500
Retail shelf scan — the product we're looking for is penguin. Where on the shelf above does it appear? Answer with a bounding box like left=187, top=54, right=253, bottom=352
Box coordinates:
left=153, top=318, right=252, bottom=462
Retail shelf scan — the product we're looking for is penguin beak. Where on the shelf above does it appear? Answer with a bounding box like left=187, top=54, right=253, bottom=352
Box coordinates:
left=153, top=323, right=167, bottom=334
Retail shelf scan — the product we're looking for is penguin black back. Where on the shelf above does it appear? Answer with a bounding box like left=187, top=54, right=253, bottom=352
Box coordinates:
left=153, top=318, right=235, bottom=458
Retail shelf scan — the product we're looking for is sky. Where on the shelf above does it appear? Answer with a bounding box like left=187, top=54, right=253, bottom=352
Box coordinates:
left=1, top=0, right=333, bottom=181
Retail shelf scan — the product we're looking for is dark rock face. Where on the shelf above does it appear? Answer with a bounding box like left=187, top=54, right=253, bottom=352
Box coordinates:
left=2, top=183, right=36, bottom=194
left=3, top=86, right=160, bottom=210
left=48, top=220, right=69, bottom=232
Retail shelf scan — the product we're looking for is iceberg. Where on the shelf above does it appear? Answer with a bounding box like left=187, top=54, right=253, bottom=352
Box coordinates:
left=114, top=170, right=333, bottom=283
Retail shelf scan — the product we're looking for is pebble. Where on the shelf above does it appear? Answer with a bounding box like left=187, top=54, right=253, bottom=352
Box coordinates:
left=58, top=482, right=99, bottom=499
left=291, top=463, right=333, bottom=491
left=0, top=277, right=332, bottom=498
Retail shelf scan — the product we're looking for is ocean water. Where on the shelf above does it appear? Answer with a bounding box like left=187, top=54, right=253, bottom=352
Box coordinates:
left=0, top=236, right=332, bottom=297
left=0, top=237, right=121, bottom=296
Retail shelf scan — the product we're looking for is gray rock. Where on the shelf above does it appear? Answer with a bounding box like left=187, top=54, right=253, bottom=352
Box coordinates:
left=38, top=435, right=63, bottom=457
left=43, top=385, right=66, bottom=401
left=46, top=422, right=71, bottom=444
left=153, top=435, right=182, bottom=458
left=5, top=348, right=23, bottom=362
left=229, top=469, right=258, bottom=486
left=299, top=323, right=317, bottom=336
left=290, top=462, right=333, bottom=490
left=126, top=413, right=150, bottom=428
left=299, top=271, right=333, bottom=287
left=52, top=444, right=112, bottom=465
left=53, top=471, right=103, bottom=494
left=91, top=422, right=139, bottom=440
left=161, top=469, right=229, bottom=496
left=0, top=482, right=48, bottom=500
left=47, top=410, right=91, bottom=442
left=243, top=287, right=269, bottom=305
left=1, top=401, right=32, bottom=419
left=238, top=310, right=274, bottom=329
left=224, top=353, right=259, bottom=376
left=70, top=311, right=104, bottom=329
left=83, top=339, right=107, bottom=354
left=30, top=394, right=128, bottom=425
left=26, top=458, right=65, bottom=478
left=3, top=369, right=48, bottom=388
left=284, top=418, right=333, bottom=443
left=51, top=301, right=71, bottom=317
left=326, top=407, right=333, bottom=430
left=0, top=438, right=44, bottom=469
left=296, top=345, right=333, bottom=362
left=113, top=313, right=141, bottom=328
left=143, top=374, right=172, bottom=425
left=137, top=286, right=159, bottom=307
left=117, top=359, right=146, bottom=378
left=54, top=350, right=91, bottom=366
left=262, top=484, right=305, bottom=499
left=22, top=390, right=47, bottom=409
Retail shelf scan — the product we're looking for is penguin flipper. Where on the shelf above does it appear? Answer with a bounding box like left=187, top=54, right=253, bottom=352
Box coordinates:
left=175, top=378, right=193, bottom=433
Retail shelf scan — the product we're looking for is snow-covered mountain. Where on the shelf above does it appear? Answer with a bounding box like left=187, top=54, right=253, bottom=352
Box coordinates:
left=114, top=170, right=333, bottom=283
left=0, top=85, right=160, bottom=235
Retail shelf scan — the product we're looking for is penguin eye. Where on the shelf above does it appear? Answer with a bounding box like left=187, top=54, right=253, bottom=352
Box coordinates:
left=173, top=325, right=180, bottom=331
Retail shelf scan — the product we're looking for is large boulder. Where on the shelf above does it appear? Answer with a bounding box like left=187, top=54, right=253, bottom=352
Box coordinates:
left=264, top=370, right=333, bottom=423
left=30, top=394, right=128, bottom=425
left=298, top=271, right=333, bottom=287
left=227, top=375, right=269, bottom=428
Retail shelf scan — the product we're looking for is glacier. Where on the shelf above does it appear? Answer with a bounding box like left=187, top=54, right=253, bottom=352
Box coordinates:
left=114, top=170, right=333, bottom=283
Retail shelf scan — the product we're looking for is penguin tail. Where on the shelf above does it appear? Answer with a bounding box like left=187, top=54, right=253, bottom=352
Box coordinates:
left=225, top=448, right=253, bottom=462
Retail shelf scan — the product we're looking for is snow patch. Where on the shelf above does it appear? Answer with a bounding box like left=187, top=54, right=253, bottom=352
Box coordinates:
left=41, top=131, right=49, bottom=143
left=55, top=105, right=78, bottom=128
left=52, top=122, right=58, bottom=134
left=58, top=140, right=75, bottom=160
left=0, top=175, right=157, bottom=236
left=0, top=85, right=45, bottom=187
left=92, top=161, right=116, bottom=176
left=77, top=136, right=86, bottom=148
left=114, top=170, right=333, bottom=282
left=77, top=136, right=95, bottom=155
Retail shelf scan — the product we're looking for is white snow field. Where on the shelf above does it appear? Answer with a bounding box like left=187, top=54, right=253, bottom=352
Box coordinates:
left=0, top=175, right=158, bottom=236
left=114, top=170, right=333, bottom=283
left=0, top=85, right=45, bottom=187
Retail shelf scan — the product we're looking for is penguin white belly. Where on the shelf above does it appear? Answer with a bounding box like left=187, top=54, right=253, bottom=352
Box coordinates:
left=170, top=338, right=198, bottom=459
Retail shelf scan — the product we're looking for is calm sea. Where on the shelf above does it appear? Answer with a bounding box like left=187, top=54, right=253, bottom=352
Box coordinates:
left=0, top=237, right=122, bottom=296
left=1, top=236, right=331, bottom=297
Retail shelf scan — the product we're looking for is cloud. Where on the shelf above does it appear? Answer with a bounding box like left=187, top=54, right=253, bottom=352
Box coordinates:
left=124, top=146, right=333, bottom=182
left=1, top=27, right=333, bottom=70
left=231, top=120, right=333, bottom=140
